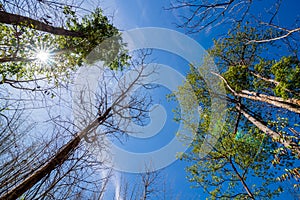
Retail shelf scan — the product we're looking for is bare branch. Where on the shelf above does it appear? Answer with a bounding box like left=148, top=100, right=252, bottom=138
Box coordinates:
left=246, top=27, right=300, bottom=44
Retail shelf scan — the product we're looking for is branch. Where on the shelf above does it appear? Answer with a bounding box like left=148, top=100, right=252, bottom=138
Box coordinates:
left=211, top=72, right=300, bottom=114
left=240, top=90, right=300, bottom=108
left=250, top=71, right=300, bottom=95
left=166, top=0, right=250, bottom=33
left=0, top=11, right=84, bottom=37
left=0, top=57, right=35, bottom=63
left=228, top=157, right=255, bottom=199
left=210, top=71, right=237, bottom=94
left=0, top=107, right=111, bottom=200
left=246, top=27, right=300, bottom=44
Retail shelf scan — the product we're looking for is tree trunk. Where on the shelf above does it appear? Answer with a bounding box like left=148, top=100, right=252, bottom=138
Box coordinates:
left=0, top=57, right=35, bottom=63
left=236, top=105, right=300, bottom=157
left=0, top=107, right=111, bottom=200
left=239, top=90, right=300, bottom=114
left=211, top=72, right=300, bottom=113
left=0, top=11, right=84, bottom=37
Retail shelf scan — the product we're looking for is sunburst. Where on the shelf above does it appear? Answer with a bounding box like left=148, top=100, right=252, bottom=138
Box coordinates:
left=36, top=50, right=50, bottom=62
left=32, top=44, right=56, bottom=69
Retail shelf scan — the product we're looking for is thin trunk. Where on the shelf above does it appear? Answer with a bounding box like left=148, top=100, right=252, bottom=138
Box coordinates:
left=143, top=186, right=148, bottom=200
left=239, top=90, right=300, bottom=114
left=0, top=136, right=80, bottom=200
left=0, top=107, right=111, bottom=200
left=250, top=71, right=278, bottom=84
left=236, top=105, right=300, bottom=157
left=0, top=11, right=84, bottom=37
left=211, top=72, right=300, bottom=114
left=0, top=57, right=35, bottom=63
left=249, top=71, right=298, bottom=94
left=97, top=170, right=112, bottom=200
left=211, top=72, right=300, bottom=156
left=142, top=181, right=150, bottom=200
left=233, top=98, right=242, bottom=135
left=241, top=89, right=300, bottom=107
left=229, top=158, right=255, bottom=199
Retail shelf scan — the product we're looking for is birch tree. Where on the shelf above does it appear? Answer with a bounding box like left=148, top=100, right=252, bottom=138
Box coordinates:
left=173, top=25, right=300, bottom=199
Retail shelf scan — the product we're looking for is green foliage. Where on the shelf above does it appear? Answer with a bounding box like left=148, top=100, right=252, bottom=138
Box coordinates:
left=209, top=25, right=300, bottom=100
left=173, top=24, right=300, bottom=199
left=0, top=7, right=129, bottom=84
left=271, top=56, right=300, bottom=98
left=174, top=65, right=283, bottom=199
left=209, top=24, right=261, bottom=70
left=223, top=65, right=249, bottom=91
left=277, top=167, right=300, bottom=182
left=63, top=7, right=129, bottom=69
left=276, top=167, right=300, bottom=190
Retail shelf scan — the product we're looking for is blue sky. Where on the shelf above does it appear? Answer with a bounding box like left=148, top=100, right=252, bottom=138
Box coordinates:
left=94, top=0, right=300, bottom=199
left=1, top=1, right=299, bottom=199
left=97, top=1, right=207, bottom=199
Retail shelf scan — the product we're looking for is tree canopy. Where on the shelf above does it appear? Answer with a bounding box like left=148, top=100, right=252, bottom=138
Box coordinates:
left=171, top=5, right=300, bottom=198
left=0, top=3, right=128, bottom=91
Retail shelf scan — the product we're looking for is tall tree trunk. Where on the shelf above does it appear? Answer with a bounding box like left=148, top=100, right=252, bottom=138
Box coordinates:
left=239, top=90, right=300, bottom=114
left=0, top=107, right=111, bottom=200
left=236, top=105, right=300, bottom=157
left=211, top=72, right=300, bottom=113
left=241, top=90, right=300, bottom=106
left=0, top=11, right=84, bottom=37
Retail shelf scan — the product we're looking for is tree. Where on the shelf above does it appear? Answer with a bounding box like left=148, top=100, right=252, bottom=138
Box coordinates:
left=167, top=0, right=300, bottom=43
left=115, top=167, right=176, bottom=200
left=0, top=51, right=155, bottom=199
left=209, top=25, right=300, bottom=155
left=168, top=0, right=300, bottom=195
left=173, top=25, right=300, bottom=199
left=0, top=1, right=143, bottom=199
left=0, top=3, right=128, bottom=94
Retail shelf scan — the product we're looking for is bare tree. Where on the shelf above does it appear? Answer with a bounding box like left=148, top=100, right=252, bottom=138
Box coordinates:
left=115, top=167, right=176, bottom=200
left=0, top=1, right=135, bottom=198
left=167, top=0, right=300, bottom=43
left=0, top=49, right=155, bottom=199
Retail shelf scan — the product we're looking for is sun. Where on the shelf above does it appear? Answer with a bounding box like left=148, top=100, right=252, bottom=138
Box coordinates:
left=36, top=50, right=50, bottom=62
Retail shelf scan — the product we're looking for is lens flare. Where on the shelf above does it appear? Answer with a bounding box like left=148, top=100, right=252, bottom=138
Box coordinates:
left=36, top=51, right=50, bottom=62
